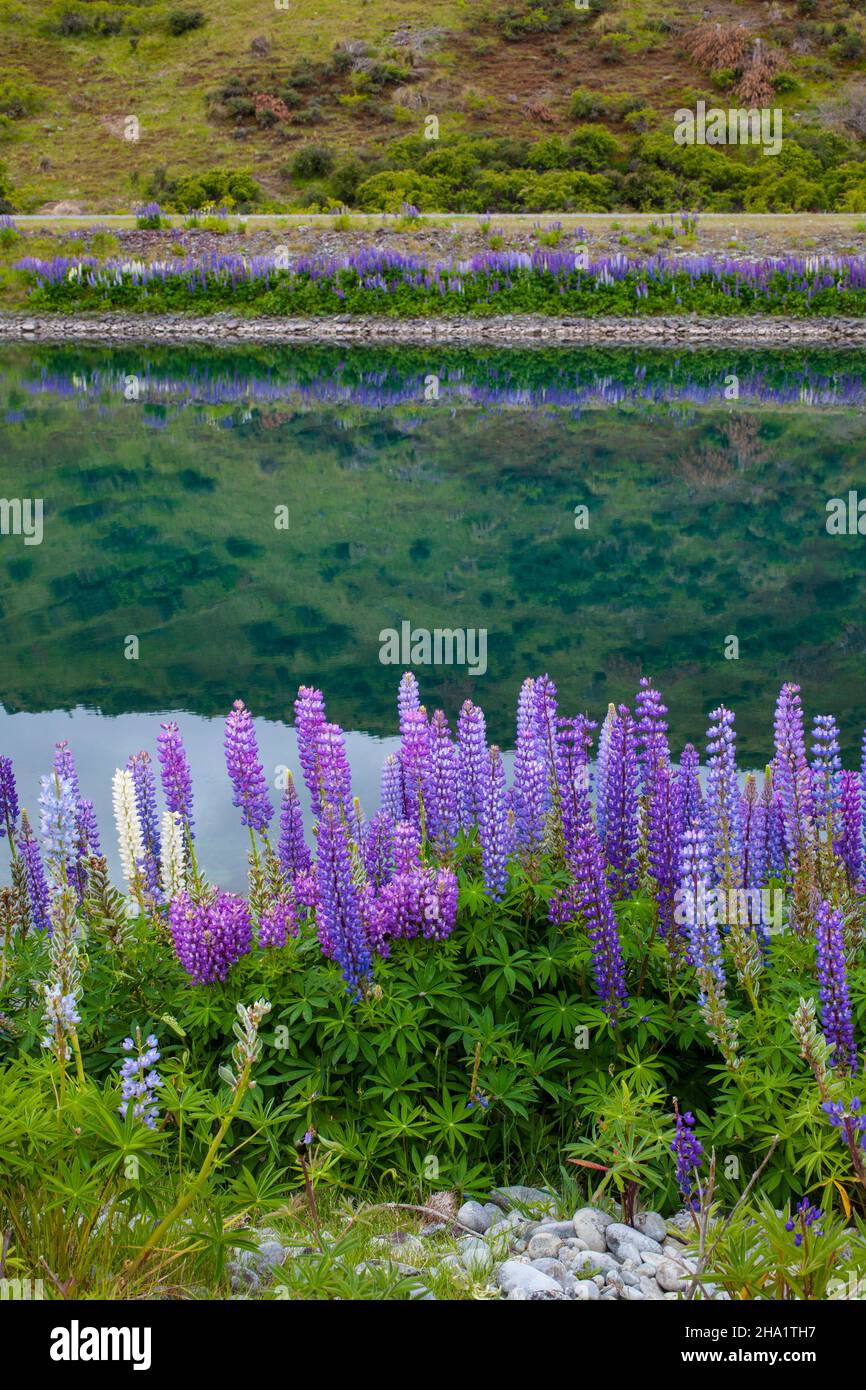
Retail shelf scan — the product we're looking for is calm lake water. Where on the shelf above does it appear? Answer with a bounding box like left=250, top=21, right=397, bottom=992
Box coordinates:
left=2, top=340, right=865, bottom=886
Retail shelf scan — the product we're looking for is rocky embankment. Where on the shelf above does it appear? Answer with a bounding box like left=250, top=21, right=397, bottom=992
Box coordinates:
left=3, top=313, right=866, bottom=345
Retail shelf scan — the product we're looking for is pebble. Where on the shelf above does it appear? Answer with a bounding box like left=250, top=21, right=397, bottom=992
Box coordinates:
left=572, top=1207, right=611, bottom=1252
left=496, top=1260, right=564, bottom=1299
left=457, top=1200, right=491, bottom=1234
left=573, top=1279, right=601, bottom=1301
left=655, top=1258, right=688, bottom=1293
left=633, top=1211, right=668, bottom=1244
left=526, top=1232, right=563, bottom=1260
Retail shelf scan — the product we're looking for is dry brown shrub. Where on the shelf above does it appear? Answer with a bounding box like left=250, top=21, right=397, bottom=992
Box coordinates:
left=254, top=93, right=292, bottom=122
left=736, top=43, right=784, bottom=106
left=684, top=21, right=751, bottom=71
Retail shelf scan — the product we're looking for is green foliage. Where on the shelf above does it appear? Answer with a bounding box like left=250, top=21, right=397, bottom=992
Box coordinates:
left=148, top=166, right=262, bottom=212
left=166, top=6, right=205, bottom=36
left=0, top=77, right=43, bottom=120
left=290, top=145, right=335, bottom=181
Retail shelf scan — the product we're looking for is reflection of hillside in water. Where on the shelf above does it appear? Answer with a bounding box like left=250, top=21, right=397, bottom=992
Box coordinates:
left=1, top=343, right=865, bottom=761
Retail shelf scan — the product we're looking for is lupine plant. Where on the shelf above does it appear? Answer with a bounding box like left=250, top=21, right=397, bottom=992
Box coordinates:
left=1, top=672, right=866, bottom=1295
left=18, top=247, right=866, bottom=318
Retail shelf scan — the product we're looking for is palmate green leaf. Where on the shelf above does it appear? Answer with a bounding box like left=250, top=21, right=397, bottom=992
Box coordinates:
left=529, top=937, right=580, bottom=988
left=372, top=1097, right=432, bottom=1146
left=475, top=940, right=535, bottom=1003
left=424, top=1088, right=485, bottom=1153
left=476, top=1064, right=536, bottom=1119
left=361, top=1054, right=427, bottom=1104
left=525, top=991, right=586, bottom=1042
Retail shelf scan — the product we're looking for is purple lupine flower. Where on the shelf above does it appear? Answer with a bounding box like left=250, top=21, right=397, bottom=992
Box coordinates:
left=814, top=898, right=857, bottom=1074
left=822, top=1097, right=866, bottom=1157
left=774, top=683, right=813, bottom=868
left=595, top=703, right=616, bottom=846
left=54, top=740, right=81, bottom=800
left=362, top=811, right=395, bottom=889
left=811, top=714, right=842, bottom=830
left=19, top=810, right=50, bottom=932
left=648, top=761, right=683, bottom=937
left=551, top=763, right=626, bottom=1021
left=704, top=705, right=742, bottom=895
left=375, top=864, right=458, bottom=945
left=680, top=818, right=723, bottom=984
left=516, top=677, right=537, bottom=741
left=785, top=1199, right=823, bottom=1248
left=636, top=676, right=670, bottom=788
left=558, top=715, right=595, bottom=872
left=294, top=685, right=327, bottom=814
left=314, top=800, right=371, bottom=995
left=259, top=897, right=298, bottom=948
left=478, top=745, right=510, bottom=900
left=0, top=756, right=19, bottom=840
left=380, top=752, right=405, bottom=822
left=127, top=752, right=161, bottom=862
left=224, top=699, right=274, bottom=834
left=512, top=724, right=547, bottom=861
left=670, top=1107, right=704, bottom=1207
left=118, top=1033, right=161, bottom=1128
left=278, top=772, right=312, bottom=879
left=835, top=770, right=862, bottom=886
left=359, top=880, right=389, bottom=957
left=39, top=773, right=78, bottom=870
left=157, top=720, right=195, bottom=837
left=426, top=709, right=459, bottom=855
left=77, top=799, right=101, bottom=857
left=169, top=891, right=252, bottom=985
left=603, top=705, right=639, bottom=898
left=763, top=768, right=785, bottom=878
left=678, top=743, right=702, bottom=826
left=316, top=721, right=352, bottom=821
left=457, top=699, right=487, bottom=831
left=533, top=674, right=561, bottom=804
left=399, top=707, right=430, bottom=831
left=392, top=818, right=420, bottom=874
left=397, top=671, right=420, bottom=726
left=740, top=773, right=767, bottom=890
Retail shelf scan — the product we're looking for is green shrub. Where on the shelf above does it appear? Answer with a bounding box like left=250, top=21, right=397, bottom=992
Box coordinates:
left=0, top=77, right=43, bottom=119
left=166, top=7, right=205, bottom=36
left=355, top=170, right=449, bottom=212
left=43, top=2, right=129, bottom=37
left=290, top=145, right=334, bottom=181
left=165, top=168, right=261, bottom=211
left=518, top=168, right=612, bottom=211
left=569, top=86, right=608, bottom=120
left=328, top=159, right=365, bottom=204
left=566, top=124, right=622, bottom=172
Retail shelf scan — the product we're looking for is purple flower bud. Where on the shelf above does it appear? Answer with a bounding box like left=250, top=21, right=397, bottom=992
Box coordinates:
left=224, top=699, right=274, bottom=835
left=157, top=720, right=195, bottom=837
left=479, top=745, right=510, bottom=900
left=278, top=772, right=312, bottom=879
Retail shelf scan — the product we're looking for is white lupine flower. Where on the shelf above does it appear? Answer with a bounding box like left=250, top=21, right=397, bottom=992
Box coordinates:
left=160, top=810, right=185, bottom=899
left=113, top=768, right=144, bottom=887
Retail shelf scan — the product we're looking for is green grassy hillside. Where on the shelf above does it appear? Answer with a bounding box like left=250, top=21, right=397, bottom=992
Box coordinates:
left=0, top=0, right=865, bottom=212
